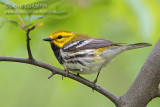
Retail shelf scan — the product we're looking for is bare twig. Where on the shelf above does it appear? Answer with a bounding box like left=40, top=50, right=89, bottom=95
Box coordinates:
left=26, top=26, right=36, bottom=59
left=48, top=72, right=56, bottom=79
left=0, top=56, right=120, bottom=105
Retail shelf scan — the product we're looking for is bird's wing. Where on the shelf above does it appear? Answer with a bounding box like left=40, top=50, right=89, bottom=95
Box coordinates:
left=62, top=38, right=126, bottom=52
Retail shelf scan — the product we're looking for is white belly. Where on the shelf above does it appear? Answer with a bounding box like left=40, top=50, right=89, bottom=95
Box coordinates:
left=61, top=49, right=106, bottom=74
left=60, top=46, right=126, bottom=74
left=64, top=56, right=104, bottom=74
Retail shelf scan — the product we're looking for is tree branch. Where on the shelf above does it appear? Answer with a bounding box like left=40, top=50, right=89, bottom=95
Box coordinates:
left=0, top=56, right=120, bottom=105
left=119, top=39, right=160, bottom=107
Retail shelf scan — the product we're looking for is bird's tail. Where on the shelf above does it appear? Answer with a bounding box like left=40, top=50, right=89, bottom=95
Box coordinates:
left=101, top=43, right=151, bottom=62
left=124, top=43, right=152, bottom=50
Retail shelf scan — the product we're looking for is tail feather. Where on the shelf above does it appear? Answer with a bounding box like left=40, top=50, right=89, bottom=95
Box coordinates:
left=125, top=43, right=152, bottom=50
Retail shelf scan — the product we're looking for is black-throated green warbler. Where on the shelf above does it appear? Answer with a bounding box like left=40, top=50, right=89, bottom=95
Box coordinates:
left=43, top=30, right=151, bottom=83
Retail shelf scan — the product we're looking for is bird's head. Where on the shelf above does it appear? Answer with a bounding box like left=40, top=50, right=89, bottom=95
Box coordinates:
left=43, top=30, right=92, bottom=48
left=43, top=30, right=74, bottom=47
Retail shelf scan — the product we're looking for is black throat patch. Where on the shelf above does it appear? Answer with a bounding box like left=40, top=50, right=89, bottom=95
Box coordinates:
left=51, top=43, right=64, bottom=64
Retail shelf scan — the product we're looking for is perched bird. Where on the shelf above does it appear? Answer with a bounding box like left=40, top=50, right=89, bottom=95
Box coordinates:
left=43, top=30, right=151, bottom=83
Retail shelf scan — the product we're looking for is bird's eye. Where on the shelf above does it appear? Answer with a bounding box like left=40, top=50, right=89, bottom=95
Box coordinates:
left=58, top=35, right=62, bottom=39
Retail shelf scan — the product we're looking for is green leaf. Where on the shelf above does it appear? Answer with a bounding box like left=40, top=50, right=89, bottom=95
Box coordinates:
left=0, top=0, right=16, bottom=9
left=8, top=20, right=19, bottom=26
left=24, top=15, right=44, bottom=22
left=8, top=20, right=24, bottom=29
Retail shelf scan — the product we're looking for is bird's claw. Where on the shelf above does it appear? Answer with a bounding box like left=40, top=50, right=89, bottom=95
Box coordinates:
left=92, top=79, right=97, bottom=92
left=77, top=73, right=80, bottom=77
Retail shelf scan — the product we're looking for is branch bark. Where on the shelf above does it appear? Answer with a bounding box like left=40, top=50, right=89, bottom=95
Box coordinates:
left=158, top=89, right=160, bottom=97
left=155, top=89, right=160, bottom=97
left=119, top=39, right=160, bottom=107
left=0, top=56, right=120, bottom=105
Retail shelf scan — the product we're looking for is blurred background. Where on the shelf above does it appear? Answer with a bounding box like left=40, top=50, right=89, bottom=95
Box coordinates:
left=0, top=0, right=159, bottom=107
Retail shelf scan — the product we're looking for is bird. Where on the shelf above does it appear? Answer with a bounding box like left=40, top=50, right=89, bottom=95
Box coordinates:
left=43, top=30, right=151, bottom=84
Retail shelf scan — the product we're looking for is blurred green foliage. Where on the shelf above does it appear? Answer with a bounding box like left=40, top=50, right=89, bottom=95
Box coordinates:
left=0, top=0, right=159, bottom=107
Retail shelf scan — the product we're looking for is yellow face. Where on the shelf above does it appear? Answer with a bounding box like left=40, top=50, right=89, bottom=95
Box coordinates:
left=49, top=30, right=73, bottom=47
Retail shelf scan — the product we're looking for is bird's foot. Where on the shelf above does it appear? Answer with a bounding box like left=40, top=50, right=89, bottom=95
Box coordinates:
left=61, top=69, right=69, bottom=80
left=93, top=78, right=97, bottom=84
left=92, top=78, right=97, bottom=92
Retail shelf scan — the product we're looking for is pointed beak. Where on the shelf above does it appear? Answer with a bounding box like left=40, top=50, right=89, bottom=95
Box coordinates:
left=43, top=38, right=53, bottom=41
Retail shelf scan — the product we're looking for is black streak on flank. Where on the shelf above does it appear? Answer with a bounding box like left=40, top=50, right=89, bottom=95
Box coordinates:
left=68, top=69, right=81, bottom=71
left=66, top=60, right=85, bottom=66
left=51, top=43, right=64, bottom=64
left=64, top=54, right=95, bottom=60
